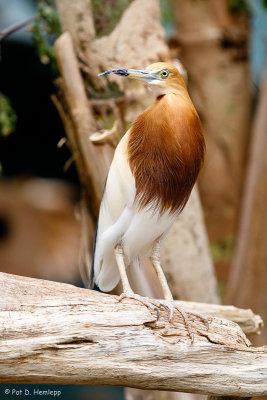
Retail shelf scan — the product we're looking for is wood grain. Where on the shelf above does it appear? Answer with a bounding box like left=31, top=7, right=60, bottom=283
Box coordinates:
left=0, top=272, right=266, bottom=395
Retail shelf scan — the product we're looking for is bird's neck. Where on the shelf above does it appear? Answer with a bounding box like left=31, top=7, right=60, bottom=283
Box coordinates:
left=127, top=92, right=205, bottom=214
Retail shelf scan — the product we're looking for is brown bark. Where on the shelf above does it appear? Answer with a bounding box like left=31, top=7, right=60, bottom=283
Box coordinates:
left=225, top=66, right=267, bottom=346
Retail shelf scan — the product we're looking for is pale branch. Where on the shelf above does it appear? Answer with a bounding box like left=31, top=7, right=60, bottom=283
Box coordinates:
left=0, top=16, right=37, bottom=42
left=0, top=272, right=266, bottom=395
left=54, top=32, right=114, bottom=219
left=175, top=300, right=263, bottom=335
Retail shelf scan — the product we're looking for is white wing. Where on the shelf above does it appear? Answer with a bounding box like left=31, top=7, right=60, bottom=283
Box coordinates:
left=92, top=131, right=135, bottom=291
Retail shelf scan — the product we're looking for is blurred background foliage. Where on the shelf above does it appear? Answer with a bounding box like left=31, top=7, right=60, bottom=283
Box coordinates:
left=0, top=93, right=17, bottom=137
left=91, top=0, right=133, bottom=37
left=31, top=0, right=61, bottom=74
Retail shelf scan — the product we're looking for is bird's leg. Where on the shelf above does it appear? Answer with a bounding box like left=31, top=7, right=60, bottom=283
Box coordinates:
left=150, top=238, right=173, bottom=301
left=150, top=238, right=209, bottom=343
left=114, top=244, right=160, bottom=318
left=114, top=244, right=133, bottom=295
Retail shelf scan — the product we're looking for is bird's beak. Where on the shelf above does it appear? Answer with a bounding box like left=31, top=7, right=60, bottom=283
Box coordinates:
left=98, top=68, right=158, bottom=82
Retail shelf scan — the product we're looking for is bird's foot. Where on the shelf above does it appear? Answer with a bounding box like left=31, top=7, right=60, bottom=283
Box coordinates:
left=118, top=292, right=162, bottom=320
left=118, top=294, right=209, bottom=343
left=159, top=300, right=210, bottom=343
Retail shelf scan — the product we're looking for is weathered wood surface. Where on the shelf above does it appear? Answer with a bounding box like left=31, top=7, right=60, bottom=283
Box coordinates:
left=0, top=272, right=266, bottom=395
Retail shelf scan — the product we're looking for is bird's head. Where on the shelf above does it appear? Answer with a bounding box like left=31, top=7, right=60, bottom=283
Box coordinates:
left=98, top=62, right=187, bottom=96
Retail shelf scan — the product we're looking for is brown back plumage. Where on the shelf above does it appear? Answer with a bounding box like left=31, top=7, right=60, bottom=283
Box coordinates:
left=128, top=92, right=205, bottom=215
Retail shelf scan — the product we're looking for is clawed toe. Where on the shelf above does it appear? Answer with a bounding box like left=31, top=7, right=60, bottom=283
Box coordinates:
left=158, top=301, right=209, bottom=343
left=118, top=293, right=161, bottom=320
left=159, top=301, right=175, bottom=321
left=159, top=303, right=169, bottom=312
left=154, top=307, right=160, bottom=321
left=187, top=310, right=210, bottom=329
left=118, top=294, right=208, bottom=344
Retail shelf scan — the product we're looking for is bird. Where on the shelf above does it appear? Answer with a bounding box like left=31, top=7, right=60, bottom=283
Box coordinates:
left=90, top=62, right=207, bottom=341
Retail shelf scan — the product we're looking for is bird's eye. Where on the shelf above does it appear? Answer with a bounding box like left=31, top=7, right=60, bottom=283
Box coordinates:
left=160, top=70, right=169, bottom=79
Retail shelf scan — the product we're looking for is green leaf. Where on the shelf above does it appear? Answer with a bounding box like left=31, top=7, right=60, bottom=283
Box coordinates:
left=30, top=0, right=61, bottom=76
left=210, top=235, right=234, bottom=263
left=227, top=0, right=249, bottom=13
left=0, top=93, right=17, bottom=137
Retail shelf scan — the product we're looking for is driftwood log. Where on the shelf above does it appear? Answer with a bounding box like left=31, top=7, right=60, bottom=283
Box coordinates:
left=0, top=272, right=266, bottom=396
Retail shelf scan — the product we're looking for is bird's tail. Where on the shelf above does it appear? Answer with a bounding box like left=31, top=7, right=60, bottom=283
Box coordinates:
left=89, top=219, right=98, bottom=289
left=93, top=226, right=122, bottom=292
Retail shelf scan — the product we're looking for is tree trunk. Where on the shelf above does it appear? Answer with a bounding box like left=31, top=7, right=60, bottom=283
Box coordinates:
left=161, top=187, right=219, bottom=303
left=175, top=0, right=251, bottom=282
left=225, top=65, right=267, bottom=346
